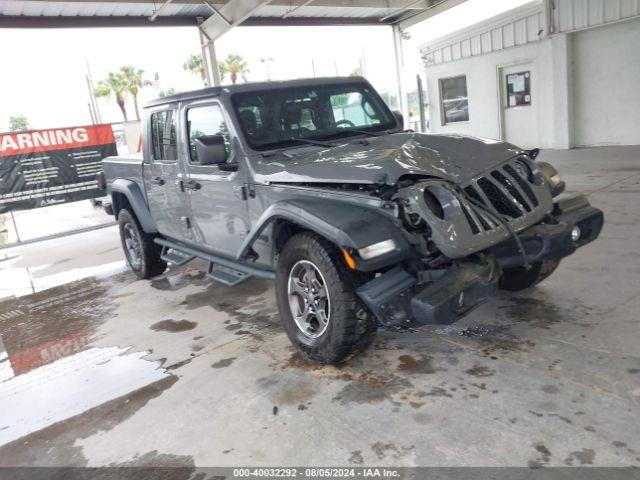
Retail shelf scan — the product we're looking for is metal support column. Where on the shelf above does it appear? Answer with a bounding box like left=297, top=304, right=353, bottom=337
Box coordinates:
left=416, top=74, right=426, bottom=132
left=198, top=19, right=221, bottom=87
left=392, top=25, right=410, bottom=129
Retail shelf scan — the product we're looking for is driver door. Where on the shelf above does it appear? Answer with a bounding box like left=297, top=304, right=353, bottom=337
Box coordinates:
left=180, top=101, right=250, bottom=256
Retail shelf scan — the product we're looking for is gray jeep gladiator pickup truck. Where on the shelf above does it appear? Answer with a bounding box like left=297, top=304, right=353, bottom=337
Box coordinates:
left=101, top=76, right=603, bottom=364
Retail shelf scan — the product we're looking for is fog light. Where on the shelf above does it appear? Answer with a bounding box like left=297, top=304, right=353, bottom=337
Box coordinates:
left=571, top=225, right=581, bottom=242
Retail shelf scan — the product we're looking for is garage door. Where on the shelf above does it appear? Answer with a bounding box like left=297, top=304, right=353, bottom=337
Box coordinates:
left=572, top=18, right=640, bottom=147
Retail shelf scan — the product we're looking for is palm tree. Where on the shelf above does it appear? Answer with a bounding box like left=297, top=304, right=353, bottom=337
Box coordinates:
left=159, top=87, right=178, bottom=98
left=94, top=72, right=129, bottom=122
left=220, top=54, right=249, bottom=84
left=9, top=115, right=29, bottom=132
left=120, top=65, right=151, bottom=121
left=183, top=54, right=207, bottom=86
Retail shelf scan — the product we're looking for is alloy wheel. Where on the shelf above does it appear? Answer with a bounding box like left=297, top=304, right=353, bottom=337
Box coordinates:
left=287, top=260, right=331, bottom=338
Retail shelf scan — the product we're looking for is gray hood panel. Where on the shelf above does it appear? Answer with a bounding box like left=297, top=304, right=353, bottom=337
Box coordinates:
left=250, top=133, right=525, bottom=186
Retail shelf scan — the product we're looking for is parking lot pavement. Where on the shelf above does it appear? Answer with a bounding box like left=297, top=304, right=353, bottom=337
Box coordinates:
left=0, top=147, right=639, bottom=468
left=0, top=225, right=124, bottom=299
left=1, top=199, right=113, bottom=245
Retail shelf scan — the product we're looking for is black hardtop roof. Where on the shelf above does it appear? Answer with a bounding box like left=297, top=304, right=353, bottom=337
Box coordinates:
left=144, top=76, right=371, bottom=108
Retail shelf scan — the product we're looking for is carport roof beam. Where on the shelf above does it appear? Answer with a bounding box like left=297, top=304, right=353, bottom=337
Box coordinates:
left=202, top=2, right=232, bottom=26
left=198, top=0, right=272, bottom=42
left=149, top=0, right=175, bottom=22
left=398, top=0, right=467, bottom=28
left=0, top=0, right=468, bottom=27
left=281, top=0, right=316, bottom=19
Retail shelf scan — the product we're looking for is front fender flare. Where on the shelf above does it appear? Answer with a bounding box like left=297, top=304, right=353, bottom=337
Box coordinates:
left=110, top=179, right=158, bottom=233
left=237, top=199, right=412, bottom=271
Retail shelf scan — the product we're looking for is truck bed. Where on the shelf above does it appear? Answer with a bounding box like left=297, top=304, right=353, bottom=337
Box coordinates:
left=102, top=153, right=144, bottom=190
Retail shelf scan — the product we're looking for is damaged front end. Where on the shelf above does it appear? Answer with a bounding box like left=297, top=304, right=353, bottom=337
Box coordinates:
left=354, top=154, right=602, bottom=329
left=357, top=255, right=501, bottom=328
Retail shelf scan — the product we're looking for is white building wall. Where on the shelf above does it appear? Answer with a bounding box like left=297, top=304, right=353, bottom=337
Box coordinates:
left=420, top=0, right=640, bottom=149
left=424, top=39, right=563, bottom=148
left=421, top=2, right=545, bottom=67
left=550, top=0, right=640, bottom=34
left=572, top=18, right=640, bottom=146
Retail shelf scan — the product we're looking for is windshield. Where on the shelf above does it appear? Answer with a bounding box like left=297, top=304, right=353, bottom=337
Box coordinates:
left=231, top=83, right=397, bottom=150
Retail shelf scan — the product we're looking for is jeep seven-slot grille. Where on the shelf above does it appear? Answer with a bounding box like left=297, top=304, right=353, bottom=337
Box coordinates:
left=491, top=170, right=531, bottom=212
left=477, top=177, right=522, bottom=218
left=461, top=162, right=540, bottom=234
left=503, top=164, right=539, bottom=207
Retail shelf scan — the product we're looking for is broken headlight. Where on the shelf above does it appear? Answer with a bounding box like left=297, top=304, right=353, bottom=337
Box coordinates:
left=514, top=159, right=534, bottom=182
left=424, top=187, right=445, bottom=219
left=537, top=161, right=565, bottom=197
left=402, top=204, right=427, bottom=231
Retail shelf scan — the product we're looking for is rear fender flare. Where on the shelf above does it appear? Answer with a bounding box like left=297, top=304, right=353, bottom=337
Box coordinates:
left=110, top=179, right=158, bottom=233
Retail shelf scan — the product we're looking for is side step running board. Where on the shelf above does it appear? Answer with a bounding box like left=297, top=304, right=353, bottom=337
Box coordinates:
left=207, top=262, right=250, bottom=286
left=160, top=246, right=195, bottom=266
left=154, top=237, right=275, bottom=281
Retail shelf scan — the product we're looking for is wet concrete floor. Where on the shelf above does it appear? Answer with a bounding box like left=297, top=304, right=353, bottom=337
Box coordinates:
left=0, top=147, right=639, bottom=467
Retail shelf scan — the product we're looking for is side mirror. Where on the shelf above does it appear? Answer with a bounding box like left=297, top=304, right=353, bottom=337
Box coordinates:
left=392, top=110, right=404, bottom=129
left=195, top=134, right=227, bottom=165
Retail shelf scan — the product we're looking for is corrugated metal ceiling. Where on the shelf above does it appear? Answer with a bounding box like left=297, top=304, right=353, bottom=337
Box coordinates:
left=0, top=0, right=454, bottom=26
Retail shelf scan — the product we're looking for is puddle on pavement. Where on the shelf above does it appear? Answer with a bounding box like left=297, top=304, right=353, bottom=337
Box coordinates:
left=0, top=346, right=170, bottom=447
left=0, top=374, right=179, bottom=466
left=0, top=273, right=179, bottom=449
left=0, top=249, right=126, bottom=300
left=150, top=319, right=197, bottom=333
left=0, top=276, right=122, bottom=380
left=500, top=295, right=594, bottom=329
left=397, top=355, right=437, bottom=374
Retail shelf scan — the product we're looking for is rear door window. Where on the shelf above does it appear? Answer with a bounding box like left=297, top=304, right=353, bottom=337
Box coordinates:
left=150, top=110, right=177, bottom=161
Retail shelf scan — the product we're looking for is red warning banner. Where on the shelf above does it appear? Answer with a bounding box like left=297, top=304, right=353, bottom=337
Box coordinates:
left=0, top=125, right=115, bottom=157
left=0, top=124, right=117, bottom=212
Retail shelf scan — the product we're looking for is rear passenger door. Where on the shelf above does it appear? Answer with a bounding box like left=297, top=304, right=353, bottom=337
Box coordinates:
left=143, top=106, right=191, bottom=242
left=180, top=101, right=250, bottom=256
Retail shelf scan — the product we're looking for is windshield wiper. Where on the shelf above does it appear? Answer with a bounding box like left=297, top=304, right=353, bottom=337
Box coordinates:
left=287, top=138, right=335, bottom=148
left=339, top=128, right=385, bottom=137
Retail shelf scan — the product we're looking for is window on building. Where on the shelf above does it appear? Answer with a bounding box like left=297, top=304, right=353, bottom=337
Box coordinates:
left=506, top=71, right=531, bottom=107
left=187, top=104, right=230, bottom=163
left=440, top=76, right=469, bottom=124
left=150, top=110, right=177, bottom=161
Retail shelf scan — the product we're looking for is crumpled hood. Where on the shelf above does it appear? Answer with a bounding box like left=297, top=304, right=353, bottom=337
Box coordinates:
left=250, top=132, right=525, bottom=186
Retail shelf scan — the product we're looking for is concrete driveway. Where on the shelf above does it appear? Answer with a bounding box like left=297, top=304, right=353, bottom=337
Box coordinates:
left=0, top=147, right=638, bottom=468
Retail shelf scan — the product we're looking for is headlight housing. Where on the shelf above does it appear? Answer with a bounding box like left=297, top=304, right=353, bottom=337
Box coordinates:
left=514, top=159, right=534, bottom=182
left=358, top=239, right=397, bottom=260
left=537, top=161, right=565, bottom=197
left=423, top=188, right=444, bottom=219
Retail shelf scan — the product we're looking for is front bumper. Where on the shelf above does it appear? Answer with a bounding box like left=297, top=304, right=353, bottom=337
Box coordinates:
left=489, top=194, right=604, bottom=268
left=356, top=194, right=603, bottom=328
left=357, top=256, right=501, bottom=328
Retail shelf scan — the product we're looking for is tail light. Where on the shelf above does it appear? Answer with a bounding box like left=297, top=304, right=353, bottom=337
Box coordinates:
left=96, top=171, right=106, bottom=190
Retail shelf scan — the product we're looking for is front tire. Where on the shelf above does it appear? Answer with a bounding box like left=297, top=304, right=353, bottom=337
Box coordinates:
left=499, top=259, right=560, bottom=291
left=118, top=208, right=167, bottom=279
left=276, top=233, right=376, bottom=365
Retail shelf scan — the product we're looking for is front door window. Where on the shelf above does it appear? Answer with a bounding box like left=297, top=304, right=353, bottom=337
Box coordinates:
left=187, top=105, right=230, bottom=163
